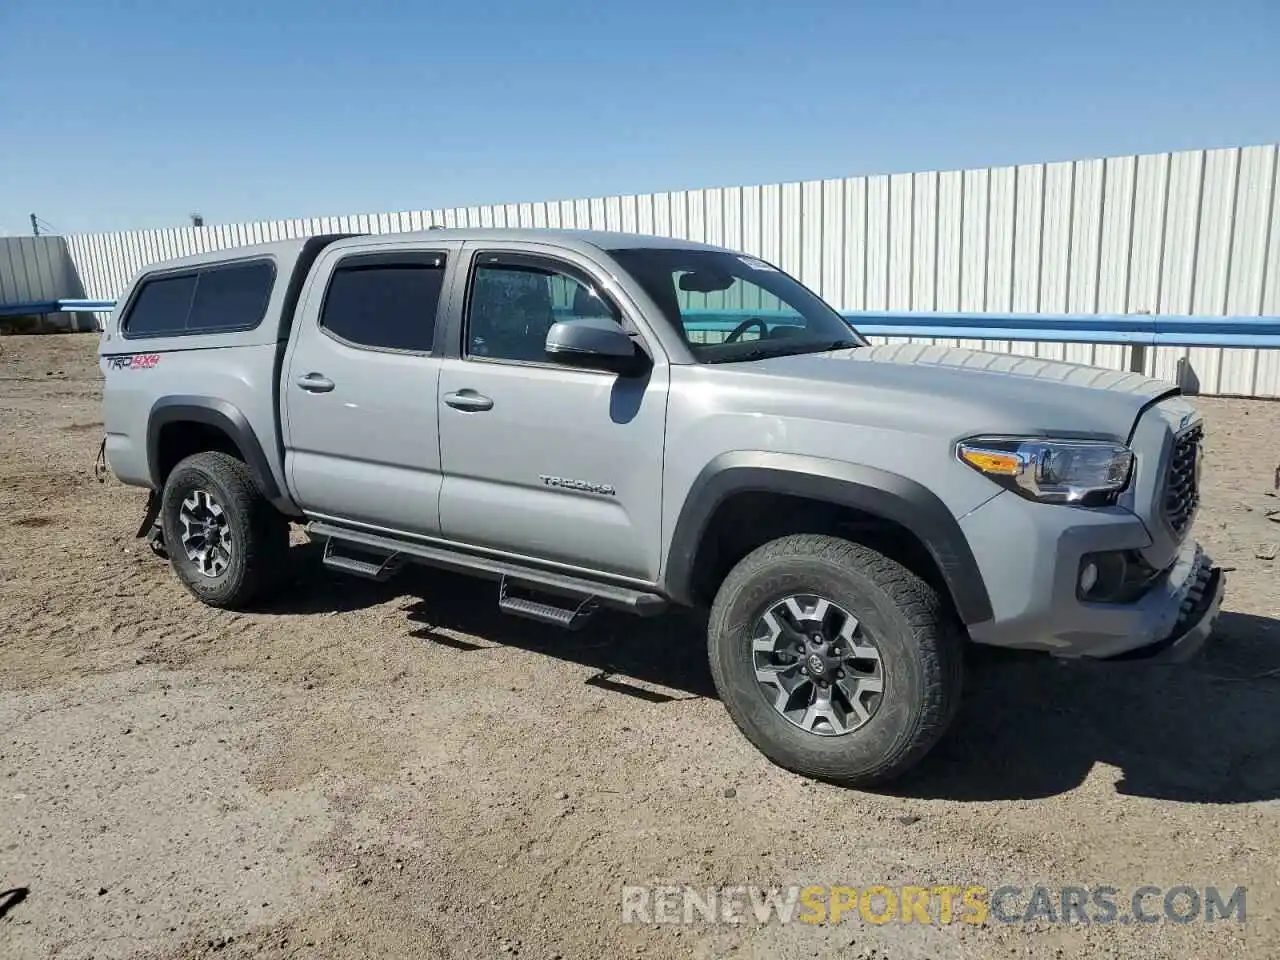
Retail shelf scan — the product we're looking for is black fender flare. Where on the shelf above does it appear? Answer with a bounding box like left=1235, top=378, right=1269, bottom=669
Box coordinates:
left=146, top=396, right=282, bottom=502
left=662, top=452, right=993, bottom=625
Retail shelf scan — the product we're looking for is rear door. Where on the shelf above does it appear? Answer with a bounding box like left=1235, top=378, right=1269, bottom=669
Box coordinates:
left=283, top=240, right=462, bottom=535
left=435, top=244, right=669, bottom=581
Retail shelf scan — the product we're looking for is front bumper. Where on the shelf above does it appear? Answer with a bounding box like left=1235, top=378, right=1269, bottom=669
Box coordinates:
left=1103, top=562, right=1224, bottom=663
left=961, top=489, right=1225, bottom=660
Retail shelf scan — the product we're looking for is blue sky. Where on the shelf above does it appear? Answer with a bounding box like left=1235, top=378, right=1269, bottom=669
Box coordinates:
left=1, top=0, right=1276, bottom=235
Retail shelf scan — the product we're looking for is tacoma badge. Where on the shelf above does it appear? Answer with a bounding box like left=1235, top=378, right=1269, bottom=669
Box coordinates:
left=538, top=475, right=616, bottom=496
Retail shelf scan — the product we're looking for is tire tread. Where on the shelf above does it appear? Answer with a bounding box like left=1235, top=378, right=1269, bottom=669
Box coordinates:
left=161, top=451, right=288, bottom=610
left=708, top=533, right=963, bottom=786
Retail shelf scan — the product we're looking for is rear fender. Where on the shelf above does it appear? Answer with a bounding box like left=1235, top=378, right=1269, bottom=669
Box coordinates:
left=146, top=396, right=298, bottom=514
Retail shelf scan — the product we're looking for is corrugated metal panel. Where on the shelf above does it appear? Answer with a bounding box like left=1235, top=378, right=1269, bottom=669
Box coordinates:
left=1151, top=150, right=1203, bottom=384
left=1069, top=159, right=1106, bottom=367
left=684, top=190, right=703, bottom=244
left=863, top=175, right=888, bottom=311
left=54, top=143, right=1280, bottom=396
left=1251, top=147, right=1280, bottom=397
left=1009, top=164, right=1042, bottom=357
left=887, top=173, right=912, bottom=311
left=912, top=171, right=938, bottom=313
left=0, top=236, right=94, bottom=329
left=5, top=238, right=63, bottom=299
left=982, top=165, right=1017, bottom=358
left=780, top=182, right=802, bottom=279
left=819, top=179, right=845, bottom=308
left=1037, top=161, right=1074, bottom=360
left=958, top=167, right=989, bottom=351
left=739, top=185, right=759, bottom=259
left=935, top=171, right=962, bottom=315
left=760, top=183, right=782, bottom=266
left=1095, top=155, right=1136, bottom=371
left=1225, top=147, right=1274, bottom=396
left=842, top=178, right=865, bottom=311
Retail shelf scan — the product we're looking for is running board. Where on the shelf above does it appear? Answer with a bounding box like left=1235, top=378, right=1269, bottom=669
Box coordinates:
left=321, top=537, right=401, bottom=581
left=307, top=521, right=667, bottom=617
left=499, top=577, right=597, bottom=630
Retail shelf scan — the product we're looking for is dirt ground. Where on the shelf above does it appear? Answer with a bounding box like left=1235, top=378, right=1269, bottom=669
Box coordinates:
left=1, top=333, right=1279, bottom=960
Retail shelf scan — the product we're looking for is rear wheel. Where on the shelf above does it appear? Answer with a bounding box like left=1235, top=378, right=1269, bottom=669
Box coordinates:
left=707, top=534, right=963, bottom=786
left=159, top=452, right=288, bottom=609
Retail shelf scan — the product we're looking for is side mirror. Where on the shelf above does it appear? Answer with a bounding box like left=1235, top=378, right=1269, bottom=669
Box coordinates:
left=544, top=318, right=650, bottom=377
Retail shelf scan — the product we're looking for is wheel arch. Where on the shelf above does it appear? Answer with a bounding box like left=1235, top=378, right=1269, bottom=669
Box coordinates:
left=662, top=452, right=994, bottom=626
left=147, top=396, right=287, bottom=509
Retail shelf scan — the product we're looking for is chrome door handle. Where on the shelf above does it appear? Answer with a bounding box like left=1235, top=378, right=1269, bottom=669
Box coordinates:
left=443, top=390, right=494, bottom=412
left=296, top=373, right=335, bottom=393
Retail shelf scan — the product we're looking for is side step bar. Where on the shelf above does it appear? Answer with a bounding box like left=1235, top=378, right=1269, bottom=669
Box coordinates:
left=499, top=577, right=597, bottom=630
left=307, top=521, right=667, bottom=618
left=322, top=537, right=401, bottom=581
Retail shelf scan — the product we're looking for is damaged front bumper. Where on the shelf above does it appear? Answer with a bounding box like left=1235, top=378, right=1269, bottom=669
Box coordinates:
left=1103, top=559, right=1225, bottom=663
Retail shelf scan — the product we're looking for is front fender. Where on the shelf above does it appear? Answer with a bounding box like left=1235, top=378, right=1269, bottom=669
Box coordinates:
left=662, top=451, right=993, bottom=625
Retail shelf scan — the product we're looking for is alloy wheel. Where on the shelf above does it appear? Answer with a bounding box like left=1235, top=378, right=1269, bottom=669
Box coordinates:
left=178, top=489, right=233, bottom=578
left=751, top=594, right=885, bottom=736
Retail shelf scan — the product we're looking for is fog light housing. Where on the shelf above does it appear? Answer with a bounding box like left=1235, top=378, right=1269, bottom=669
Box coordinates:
left=1078, top=550, right=1163, bottom=603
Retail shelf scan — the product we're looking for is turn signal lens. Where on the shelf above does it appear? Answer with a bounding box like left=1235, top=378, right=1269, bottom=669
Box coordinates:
left=959, top=449, right=1021, bottom=476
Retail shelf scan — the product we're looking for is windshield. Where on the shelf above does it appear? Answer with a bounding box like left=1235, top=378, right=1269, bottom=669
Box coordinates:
left=608, top=247, right=865, bottom=362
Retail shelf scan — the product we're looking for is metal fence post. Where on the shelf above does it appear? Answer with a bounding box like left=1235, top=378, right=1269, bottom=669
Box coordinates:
left=1129, top=344, right=1148, bottom=374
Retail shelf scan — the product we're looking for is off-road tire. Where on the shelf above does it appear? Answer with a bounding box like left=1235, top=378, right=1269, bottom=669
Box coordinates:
left=159, top=451, right=288, bottom=609
left=707, top=533, right=964, bottom=786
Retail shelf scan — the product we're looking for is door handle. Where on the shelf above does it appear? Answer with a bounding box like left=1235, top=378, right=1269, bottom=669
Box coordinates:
left=443, top=390, right=494, bottom=412
left=296, top=373, right=335, bottom=393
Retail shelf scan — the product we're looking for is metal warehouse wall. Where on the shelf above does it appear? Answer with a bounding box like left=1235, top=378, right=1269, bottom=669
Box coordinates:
left=64, top=143, right=1280, bottom=397
left=0, top=236, right=95, bottom=331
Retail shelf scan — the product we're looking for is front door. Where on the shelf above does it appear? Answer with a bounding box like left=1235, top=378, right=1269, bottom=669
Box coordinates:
left=436, top=247, right=668, bottom=581
left=283, top=243, right=460, bottom=535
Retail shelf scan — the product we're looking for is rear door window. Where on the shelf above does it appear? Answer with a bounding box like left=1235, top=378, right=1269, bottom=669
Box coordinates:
left=319, top=253, right=447, bottom=353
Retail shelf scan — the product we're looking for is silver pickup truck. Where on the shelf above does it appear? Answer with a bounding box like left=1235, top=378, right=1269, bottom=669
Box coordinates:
left=99, top=228, right=1223, bottom=785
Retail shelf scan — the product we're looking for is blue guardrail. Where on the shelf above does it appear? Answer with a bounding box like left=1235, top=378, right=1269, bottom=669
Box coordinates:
left=3, top=300, right=1278, bottom=349
left=681, top=309, right=1280, bottom=348
left=0, top=299, right=117, bottom=318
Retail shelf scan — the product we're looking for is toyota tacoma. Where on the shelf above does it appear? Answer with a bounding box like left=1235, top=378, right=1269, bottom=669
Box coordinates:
left=98, top=228, right=1224, bottom=785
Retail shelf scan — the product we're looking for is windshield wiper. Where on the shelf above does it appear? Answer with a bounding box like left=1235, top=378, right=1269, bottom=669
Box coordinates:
left=706, top=347, right=775, bottom=362
left=704, top=338, right=861, bottom=363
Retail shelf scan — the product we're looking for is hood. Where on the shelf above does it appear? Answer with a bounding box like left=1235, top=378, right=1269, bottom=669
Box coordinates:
left=745, top=342, right=1177, bottom=441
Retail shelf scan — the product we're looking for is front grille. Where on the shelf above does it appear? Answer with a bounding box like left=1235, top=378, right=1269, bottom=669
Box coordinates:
left=1163, top=424, right=1203, bottom=537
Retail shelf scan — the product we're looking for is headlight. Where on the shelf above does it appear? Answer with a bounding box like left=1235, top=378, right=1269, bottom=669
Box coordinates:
left=957, top=437, right=1134, bottom=505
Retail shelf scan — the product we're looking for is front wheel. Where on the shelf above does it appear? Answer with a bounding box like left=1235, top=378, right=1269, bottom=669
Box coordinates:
left=159, top=451, right=288, bottom=609
left=707, top=534, right=963, bottom=786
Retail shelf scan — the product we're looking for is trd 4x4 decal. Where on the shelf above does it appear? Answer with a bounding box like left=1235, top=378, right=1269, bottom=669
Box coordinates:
left=107, top=354, right=161, bottom=370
